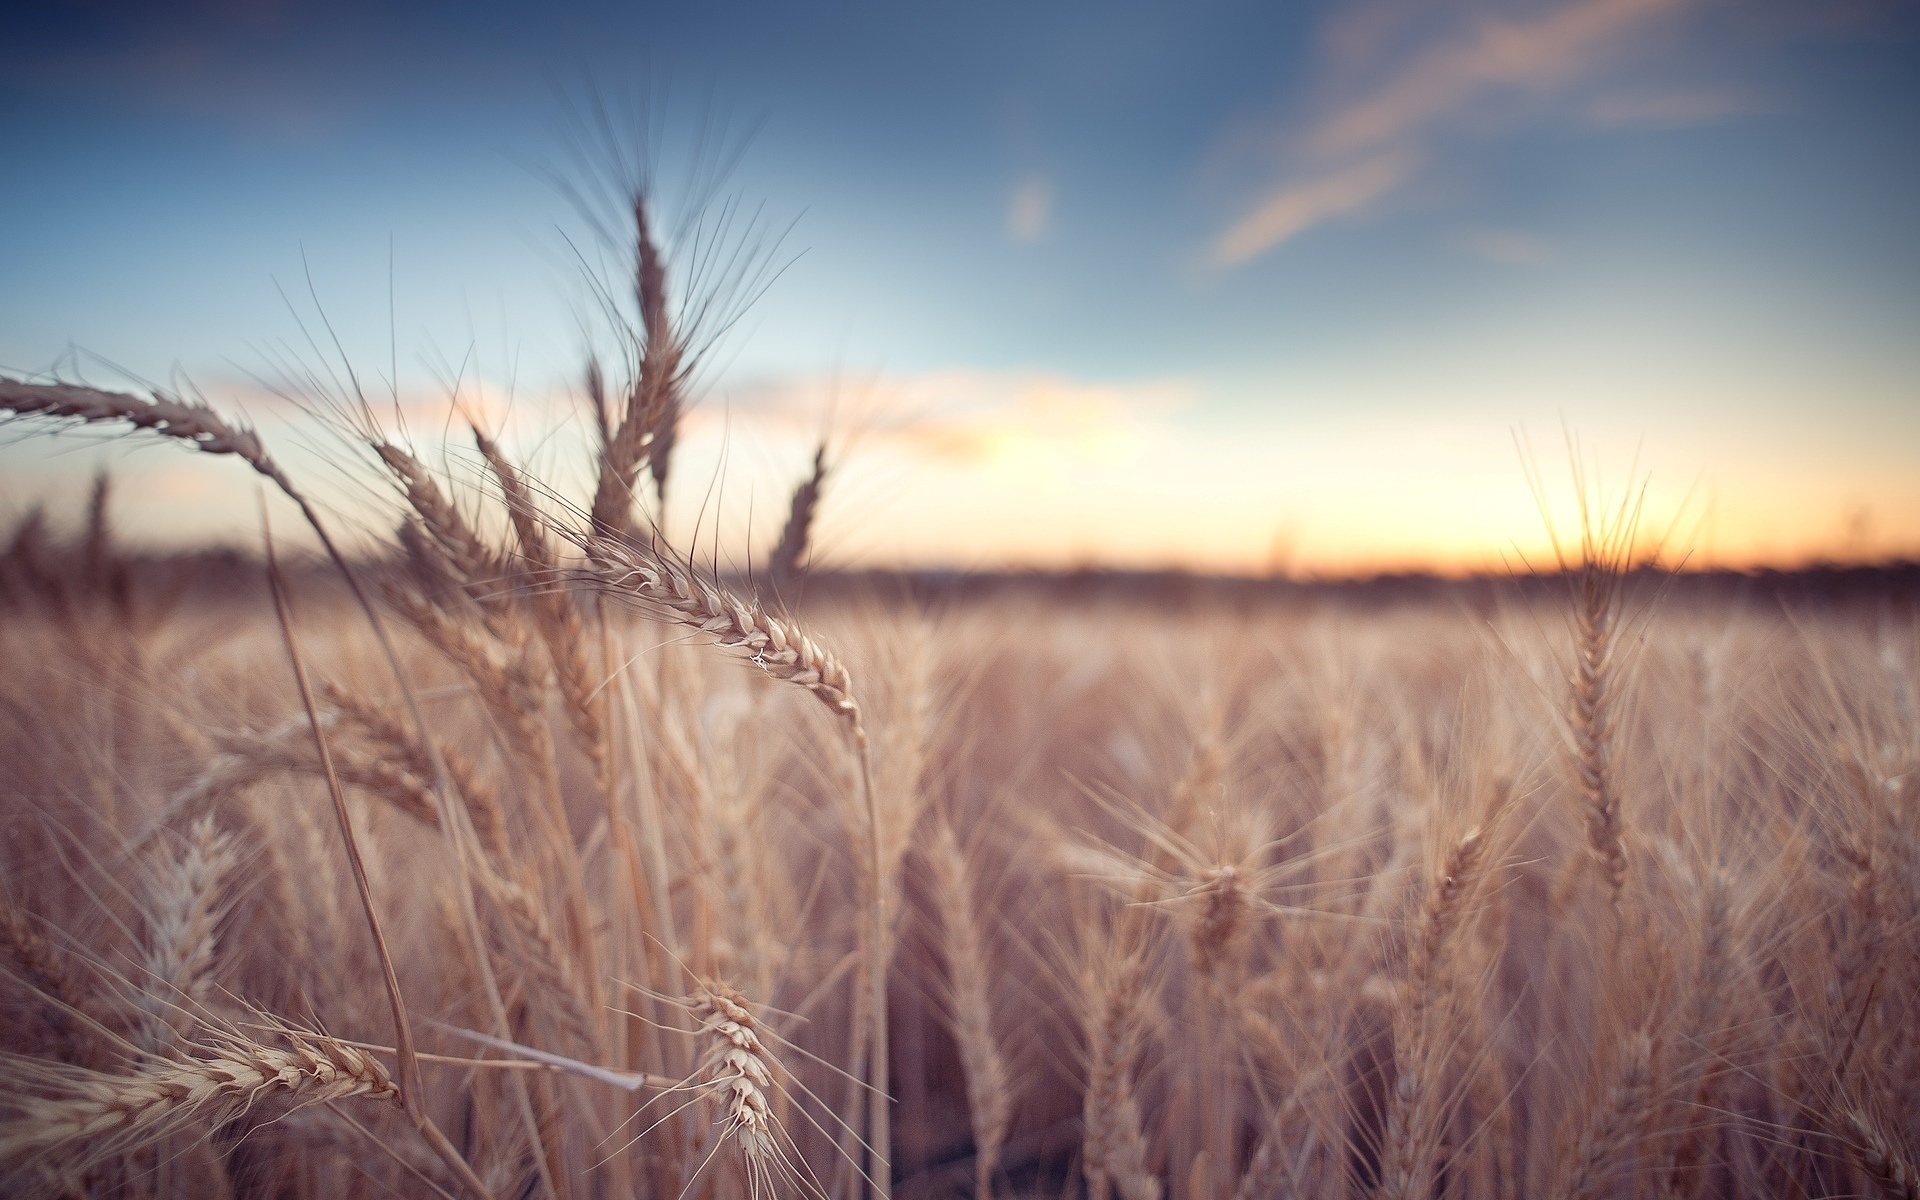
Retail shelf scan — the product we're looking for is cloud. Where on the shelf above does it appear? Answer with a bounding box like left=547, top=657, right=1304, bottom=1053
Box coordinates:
left=1005, top=175, right=1055, bottom=243
left=1311, top=0, right=1689, bottom=155
left=1208, top=0, right=1697, bottom=268
left=721, top=368, right=1195, bottom=468
left=1452, top=227, right=1557, bottom=265
left=1207, top=154, right=1414, bottom=267
left=1585, top=87, right=1777, bottom=128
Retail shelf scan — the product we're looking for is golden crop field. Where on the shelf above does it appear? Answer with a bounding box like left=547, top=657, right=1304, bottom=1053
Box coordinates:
left=2, top=112, right=1917, bottom=1196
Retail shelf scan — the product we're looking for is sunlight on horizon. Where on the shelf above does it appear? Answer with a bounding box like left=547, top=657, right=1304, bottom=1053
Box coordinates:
left=5, top=377, right=1914, bottom=578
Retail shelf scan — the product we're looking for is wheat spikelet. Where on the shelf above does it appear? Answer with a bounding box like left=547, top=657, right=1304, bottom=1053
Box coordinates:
left=1187, top=863, right=1252, bottom=987
left=0, top=904, right=114, bottom=1069
left=590, top=195, right=687, bottom=534
left=382, top=578, right=560, bottom=802
left=320, top=683, right=509, bottom=860
left=373, top=441, right=501, bottom=588
left=1569, top=559, right=1627, bottom=911
left=487, top=875, right=599, bottom=1052
left=198, top=721, right=441, bottom=832
left=472, top=426, right=611, bottom=789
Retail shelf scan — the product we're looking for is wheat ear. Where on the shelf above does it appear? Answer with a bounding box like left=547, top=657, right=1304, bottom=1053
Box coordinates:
left=1568, top=556, right=1627, bottom=913
left=1, top=904, right=115, bottom=1069
left=768, top=441, right=828, bottom=598
left=1080, top=923, right=1160, bottom=1200
left=0, top=1033, right=398, bottom=1170
left=574, top=533, right=862, bottom=729
left=692, top=984, right=784, bottom=1190
left=927, top=816, right=1012, bottom=1200
left=1377, top=819, right=1494, bottom=1200
left=1847, top=1107, right=1919, bottom=1200
left=1552, top=1028, right=1656, bottom=1200
left=136, top=815, right=238, bottom=1053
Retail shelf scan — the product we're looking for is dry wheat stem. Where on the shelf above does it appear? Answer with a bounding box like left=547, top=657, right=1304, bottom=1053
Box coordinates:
left=266, top=526, right=493, bottom=1200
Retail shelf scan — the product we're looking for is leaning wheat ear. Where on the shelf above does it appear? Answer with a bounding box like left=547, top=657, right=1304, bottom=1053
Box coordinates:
left=0, top=1031, right=398, bottom=1177
left=568, top=529, right=864, bottom=733
left=1, top=379, right=288, bottom=488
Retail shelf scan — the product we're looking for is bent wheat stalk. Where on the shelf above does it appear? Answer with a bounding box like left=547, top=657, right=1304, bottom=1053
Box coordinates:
left=265, top=522, right=492, bottom=1200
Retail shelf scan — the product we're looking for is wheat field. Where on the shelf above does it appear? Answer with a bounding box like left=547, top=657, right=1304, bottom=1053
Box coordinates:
left=1, top=195, right=1916, bottom=1200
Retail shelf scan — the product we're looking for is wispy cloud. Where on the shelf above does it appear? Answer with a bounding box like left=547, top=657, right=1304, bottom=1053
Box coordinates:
left=1452, top=227, right=1557, bottom=265
left=1311, top=0, right=1689, bottom=155
left=723, top=368, right=1194, bottom=467
left=1207, top=154, right=1414, bottom=267
left=1585, top=86, right=1778, bottom=128
left=1006, top=175, right=1055, bottom=243
left=1209, top=0, right=1697, bottom=268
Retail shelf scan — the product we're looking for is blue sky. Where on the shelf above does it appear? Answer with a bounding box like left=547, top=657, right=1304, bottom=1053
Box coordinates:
left=4, top=0, right=1918, bottom=572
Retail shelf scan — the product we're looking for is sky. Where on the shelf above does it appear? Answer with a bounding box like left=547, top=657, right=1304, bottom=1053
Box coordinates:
left=3, top=0, right=1919, bottom=576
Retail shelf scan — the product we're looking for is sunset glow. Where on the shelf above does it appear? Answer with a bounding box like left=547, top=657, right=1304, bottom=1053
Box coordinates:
left=4, top=0, right=1917, bottom=576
